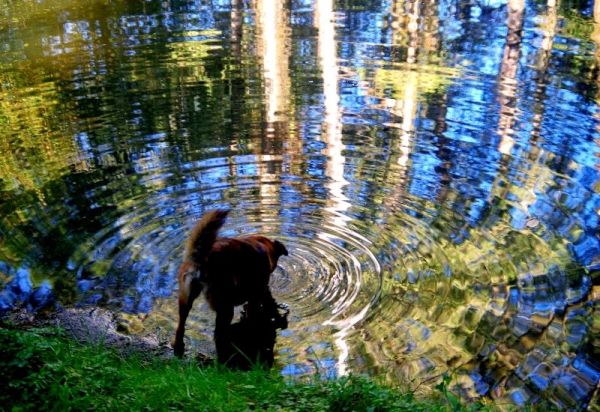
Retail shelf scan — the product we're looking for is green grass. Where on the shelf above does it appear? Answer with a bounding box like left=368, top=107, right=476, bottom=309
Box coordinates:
left=0, top=326, right=483, bottom=411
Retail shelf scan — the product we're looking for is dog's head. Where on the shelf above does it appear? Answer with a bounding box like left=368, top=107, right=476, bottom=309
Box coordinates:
left=273, top=240, right=288, bottom=258
left=266, top=240, right=288, bottom=273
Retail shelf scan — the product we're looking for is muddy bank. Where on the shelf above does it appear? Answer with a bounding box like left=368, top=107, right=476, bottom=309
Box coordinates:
left=2, top=307, right=214, bottom=362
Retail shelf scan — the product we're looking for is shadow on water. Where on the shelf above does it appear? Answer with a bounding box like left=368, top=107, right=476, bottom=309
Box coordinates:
left=0, top=0, right=599, bottom=408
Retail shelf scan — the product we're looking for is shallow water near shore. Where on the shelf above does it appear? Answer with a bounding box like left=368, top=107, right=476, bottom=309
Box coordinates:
left=0, top=0, right=599, bottom=408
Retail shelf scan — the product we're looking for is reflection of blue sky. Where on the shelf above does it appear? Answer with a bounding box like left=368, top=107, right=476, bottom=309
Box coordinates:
left=331, top=0, right=599, bottom=265
left=408, top=147, right=442, bottom=201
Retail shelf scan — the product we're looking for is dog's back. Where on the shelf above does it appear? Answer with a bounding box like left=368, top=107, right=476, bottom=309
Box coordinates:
left=203, top=235, right=286, bottom=308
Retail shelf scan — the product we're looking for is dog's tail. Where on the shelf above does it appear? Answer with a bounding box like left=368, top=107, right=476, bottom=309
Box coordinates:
left=184, top=209, right=229, bottom=267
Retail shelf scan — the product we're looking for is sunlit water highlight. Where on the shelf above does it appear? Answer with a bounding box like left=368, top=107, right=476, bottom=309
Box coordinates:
left=0, top=0, right=599, bottom=408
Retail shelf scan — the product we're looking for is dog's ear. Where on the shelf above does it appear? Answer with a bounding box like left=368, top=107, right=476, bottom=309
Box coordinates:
left=274, top=240, right=288, bottom=256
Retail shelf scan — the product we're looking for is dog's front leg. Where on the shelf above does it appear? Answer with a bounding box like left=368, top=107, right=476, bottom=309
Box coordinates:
left=173, top=264, right=202, bottom=357
left=214, top=303, right=234, bottom=363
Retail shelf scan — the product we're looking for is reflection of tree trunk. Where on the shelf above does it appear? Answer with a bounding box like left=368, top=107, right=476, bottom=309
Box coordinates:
left=517, top=0, right=557, bottom=211
left=497, top=0, right=525, bottom=156
left=315, top=0, right=354, bottom=377
left=432, top=93, right=452, bottom=203
left=254, top=0, right=291, bottom=219
left=487, top=0, right=525, bottom=210
left=421, top=0, right=439, bottom=56
left=316, top=0, right=350, bottom=222
left=229, top=0, right=245, bottom=161
left=389, top=0, right=406, bottom=59
left=594, top=0, right=600, bottom=48
left=400, top=0, right=421, bottom=154
left=223, top=0, right=246, bottom=187
left=255, top=0, right=290, bottom=137
left=389, top=0, right=421, bottom=190
left=593, top=0, right=600, bottom=171
left=530, top=0, right=557, bottom=144
left=390, top=0, right=440, bottom=62
left=230, top=0, right=243, bottom=57
left=390, top=0, right=421, bottom=62
left=406, top=0, right=420, bottom=64
left=390, top=0, right=445, bottom=199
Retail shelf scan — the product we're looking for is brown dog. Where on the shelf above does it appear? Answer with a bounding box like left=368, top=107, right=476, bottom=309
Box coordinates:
left=172, top=209, right=288, bottom=359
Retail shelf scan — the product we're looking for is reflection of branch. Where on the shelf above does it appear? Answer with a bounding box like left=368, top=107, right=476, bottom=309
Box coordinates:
left=306, top=345, right=324, bottom=377
left=411, top=370, right=443, bottom=392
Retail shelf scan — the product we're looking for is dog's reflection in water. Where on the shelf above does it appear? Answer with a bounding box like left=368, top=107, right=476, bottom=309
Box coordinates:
left=217, top=291, right=289, bottom=370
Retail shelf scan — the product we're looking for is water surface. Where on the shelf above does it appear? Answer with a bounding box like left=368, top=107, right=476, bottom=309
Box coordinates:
left=1, top=0, right=599, bottom=408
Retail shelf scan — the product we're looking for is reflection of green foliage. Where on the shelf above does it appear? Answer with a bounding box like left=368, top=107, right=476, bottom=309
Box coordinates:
left=169, top=32, right=222, bottom=66
left=0, top=72, right=78, bottom=193
left=548, top=8, right=598, bottom=101
left=379, top=195, right=572, bottom=302
left=361, top=195, right=576, bottom=389
left=559, top=11, right=594, bottom=42
left=337, top=0, right=381, bottom=11
left=0, top=0, right=231, bottom=298
left=364, top=65, right=459, bottom=100
left=546, top=50, right=597, bottom=100
left=0, top=0, right=126, bottom=29
left=0, top=167, right=135, bottom=295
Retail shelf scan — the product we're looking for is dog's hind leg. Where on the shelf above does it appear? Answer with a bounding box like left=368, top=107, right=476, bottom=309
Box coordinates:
left=173, top=265, right=203, bottom=357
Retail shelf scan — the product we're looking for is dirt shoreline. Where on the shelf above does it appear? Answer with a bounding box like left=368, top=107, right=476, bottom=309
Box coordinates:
left=1, top=307, right=208, bottom=360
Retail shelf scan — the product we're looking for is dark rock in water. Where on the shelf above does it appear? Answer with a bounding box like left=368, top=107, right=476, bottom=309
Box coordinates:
left=591, top=269, right=600, bottom=286
left=28, top=281, right=55, bottom=312
left=116, top=322, right=128, bottom=333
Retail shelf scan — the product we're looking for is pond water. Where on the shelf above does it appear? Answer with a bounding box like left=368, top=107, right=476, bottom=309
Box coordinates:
left=1, top=0, right=600, bottom=407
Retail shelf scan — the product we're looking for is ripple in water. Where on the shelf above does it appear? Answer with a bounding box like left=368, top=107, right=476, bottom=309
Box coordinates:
left=0, top=0, right=599, bottom=409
